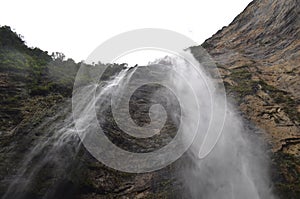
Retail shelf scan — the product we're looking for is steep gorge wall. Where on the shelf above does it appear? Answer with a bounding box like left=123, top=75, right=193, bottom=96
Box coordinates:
left=191, top=0, right=300, bottom=197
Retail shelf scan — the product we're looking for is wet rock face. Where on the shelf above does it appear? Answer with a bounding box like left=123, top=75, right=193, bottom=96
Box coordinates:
left=96, top=66, right=181, bottom=154
left=0, top=91, right=180, bottom=199
left=191, top=0, right=299, bottom=197
left=0, top=27, right=181, bottom=198
left=0, top=64, right=181, bottom=198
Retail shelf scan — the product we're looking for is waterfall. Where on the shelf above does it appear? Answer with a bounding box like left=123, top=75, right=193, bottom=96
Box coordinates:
left=2, top=104, right=80, bottom=199
left=3, top=52, right=275, bottom=198
left=152, top=55, right=276, bottom=198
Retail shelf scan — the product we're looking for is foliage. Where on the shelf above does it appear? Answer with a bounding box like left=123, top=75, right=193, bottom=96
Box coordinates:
left=225, top=68, right=259, bottom=103
left=258, top=80, right=300, bottom=123
left=0, top=25, right=126, bottom=98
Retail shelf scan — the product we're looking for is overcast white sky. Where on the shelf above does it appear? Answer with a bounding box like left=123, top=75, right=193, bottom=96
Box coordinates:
left=0, top=0, right=252, bottom=64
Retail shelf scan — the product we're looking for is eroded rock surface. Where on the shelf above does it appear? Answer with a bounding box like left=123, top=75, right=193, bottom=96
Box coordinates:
left=191, top=0, right=300, bottom=197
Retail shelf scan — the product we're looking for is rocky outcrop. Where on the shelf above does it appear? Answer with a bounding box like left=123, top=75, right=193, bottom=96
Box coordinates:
left=191, top=0, right=300, bottom=197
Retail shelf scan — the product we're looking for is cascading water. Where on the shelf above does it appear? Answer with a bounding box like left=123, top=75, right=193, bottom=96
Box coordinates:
left=2, top=52, right=276, bottom=198
left=2, top=104, right=80, bottom=199
left=151, top=55, right=276, bottom=199
left=164, top=56, right=275, bottom=199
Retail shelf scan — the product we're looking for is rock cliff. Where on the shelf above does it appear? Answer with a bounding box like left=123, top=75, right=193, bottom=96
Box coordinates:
left=191, top=0, right=300, bottom=197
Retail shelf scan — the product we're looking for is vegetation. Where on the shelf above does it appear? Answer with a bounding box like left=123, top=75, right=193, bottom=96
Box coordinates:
left=0, top=25, right=125, bottom=132
left=258, top=81, right=300, bottom=123
left=225, top=67, right=299, bottom=124
left=225, top=67, right=259, bottom=103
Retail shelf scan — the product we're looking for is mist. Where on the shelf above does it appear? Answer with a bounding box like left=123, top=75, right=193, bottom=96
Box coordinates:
left=161, top=53, right=277, bottom=199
